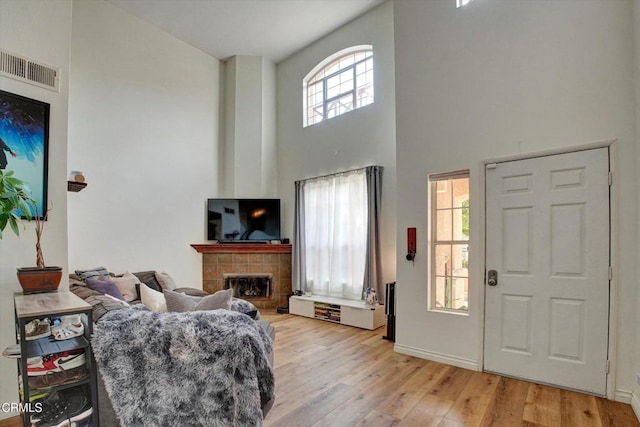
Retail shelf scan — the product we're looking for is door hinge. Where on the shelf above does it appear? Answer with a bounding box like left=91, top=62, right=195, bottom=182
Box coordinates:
left=608, top=171, right=612, bottom=186
left=606, top=360, right=610, bottom=374
left=608, top=266, right=613, bottom=281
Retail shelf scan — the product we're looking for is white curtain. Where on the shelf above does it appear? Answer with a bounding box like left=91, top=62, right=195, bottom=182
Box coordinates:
left=304, top=169, right=367, bottom=300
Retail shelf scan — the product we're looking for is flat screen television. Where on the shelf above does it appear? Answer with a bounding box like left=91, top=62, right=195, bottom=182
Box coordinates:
left=207, top=198, right=281, bottom=242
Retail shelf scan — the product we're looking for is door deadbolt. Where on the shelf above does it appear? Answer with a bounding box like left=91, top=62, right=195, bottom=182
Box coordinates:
left=487, top=270, right=498, bottom=286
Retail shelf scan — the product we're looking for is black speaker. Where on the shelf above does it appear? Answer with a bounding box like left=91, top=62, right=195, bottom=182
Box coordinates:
left=382, top=282, right=396, bottom=342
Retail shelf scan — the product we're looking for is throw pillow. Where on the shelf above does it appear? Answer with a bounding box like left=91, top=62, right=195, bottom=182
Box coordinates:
left=163, top=288, right=233, bottom=312
left=102, top=293, right=131, bottom=306
left=194, top=288, right=233, bottom=311
left=75, top=266, right=110, bottom=281
left=155, top=271, right=177, bottom=291
left=69, top=282, right=102, bottom=300
left=139, top=283, right=167, bottom=312
left=132, top=271, right=163, bottom=292
left=85, top=276, right=125, bottom=301
left=173, top=287, right=208, bottom=297
left=230, top=298, right=261, bottom=320
left=112, top=272, right=140, bottom=302
left=84, top=294, right=130, bottom=322
left=163, top=289, right=199, bottom=312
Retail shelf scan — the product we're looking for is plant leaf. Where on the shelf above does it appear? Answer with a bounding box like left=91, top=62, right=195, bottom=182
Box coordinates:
left=0, top=169, right=36, bottom=238
left=8, top=215, right=19, bottom=237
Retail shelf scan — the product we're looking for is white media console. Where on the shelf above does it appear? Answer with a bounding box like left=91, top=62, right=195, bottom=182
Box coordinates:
left=289, top=295, right=385, bottom=330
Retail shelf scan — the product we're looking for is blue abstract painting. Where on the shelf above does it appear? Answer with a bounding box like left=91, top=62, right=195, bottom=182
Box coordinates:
left=0, top=90, right=49, bottom=219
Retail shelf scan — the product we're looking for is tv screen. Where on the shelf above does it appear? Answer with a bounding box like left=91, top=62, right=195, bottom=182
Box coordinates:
left=207, top=199, right=281, bottom=242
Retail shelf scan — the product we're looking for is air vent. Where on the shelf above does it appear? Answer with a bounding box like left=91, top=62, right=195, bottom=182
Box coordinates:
left=0, top=49, right=59, bottom=92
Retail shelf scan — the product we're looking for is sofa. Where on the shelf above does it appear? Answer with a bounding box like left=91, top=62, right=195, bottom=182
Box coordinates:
left=68, top=269, right=275, bottom=426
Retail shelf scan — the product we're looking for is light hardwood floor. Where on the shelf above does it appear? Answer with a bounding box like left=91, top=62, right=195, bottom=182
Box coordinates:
left=1, top=311, right=637, bottom=427
left=261, top=311, right=639, bottom=427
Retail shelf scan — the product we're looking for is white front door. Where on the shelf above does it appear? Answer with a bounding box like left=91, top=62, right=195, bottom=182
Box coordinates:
left=484, top=148, right=610, bottom=395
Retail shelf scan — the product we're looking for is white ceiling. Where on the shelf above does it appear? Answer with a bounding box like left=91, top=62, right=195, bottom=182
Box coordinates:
left=105, top=0, right=385, bottom=63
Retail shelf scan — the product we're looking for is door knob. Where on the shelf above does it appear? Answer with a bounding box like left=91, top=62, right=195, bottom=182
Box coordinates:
left=487, top=270, right=498, bottom=286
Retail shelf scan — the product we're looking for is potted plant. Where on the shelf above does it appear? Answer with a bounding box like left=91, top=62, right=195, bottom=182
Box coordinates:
left=0, top=169, right=62, bottom=293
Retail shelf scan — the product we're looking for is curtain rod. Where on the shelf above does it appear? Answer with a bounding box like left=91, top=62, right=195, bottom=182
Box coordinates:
left=295, top=165, right=383, bottom=185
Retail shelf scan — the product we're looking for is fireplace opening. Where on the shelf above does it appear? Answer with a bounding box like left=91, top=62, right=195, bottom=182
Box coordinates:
left=223, top=273, right=272, bottom=299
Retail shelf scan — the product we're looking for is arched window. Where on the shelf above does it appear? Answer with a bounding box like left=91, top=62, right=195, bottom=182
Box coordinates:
left=303, top=45, right=374, bottom=127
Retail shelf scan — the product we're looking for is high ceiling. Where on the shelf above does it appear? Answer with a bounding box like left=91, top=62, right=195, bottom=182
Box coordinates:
left=105, top=0, right=385, bottom=63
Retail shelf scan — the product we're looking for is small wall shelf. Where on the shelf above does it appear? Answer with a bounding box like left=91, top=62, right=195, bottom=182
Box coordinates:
left=68, top=181, right=87, bottom=192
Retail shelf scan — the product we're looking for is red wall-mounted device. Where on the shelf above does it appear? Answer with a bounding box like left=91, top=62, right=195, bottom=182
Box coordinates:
left=406, top=227, right=416, bottom=261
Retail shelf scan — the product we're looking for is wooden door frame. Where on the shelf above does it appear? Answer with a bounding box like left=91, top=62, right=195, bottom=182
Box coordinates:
left=479, top=139, right=618, bottom=401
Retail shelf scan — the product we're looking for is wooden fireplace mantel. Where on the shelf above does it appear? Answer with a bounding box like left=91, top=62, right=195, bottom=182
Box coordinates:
left=191, top=243, right=292, bottom=254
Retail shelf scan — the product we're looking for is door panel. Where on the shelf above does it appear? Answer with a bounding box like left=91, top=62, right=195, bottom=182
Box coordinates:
left=502, top=207, right=533, bottom=274
left=484, top=148, right=609, bottom=395
left=500, top=294, right=532, bottom=354
left=550, top=203, right=585, bottom=276
left=549, top=298, right=584, bottom=362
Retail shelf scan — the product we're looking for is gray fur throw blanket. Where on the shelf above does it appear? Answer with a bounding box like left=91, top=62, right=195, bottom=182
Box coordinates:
left=93, top=306, right=274, bottom=426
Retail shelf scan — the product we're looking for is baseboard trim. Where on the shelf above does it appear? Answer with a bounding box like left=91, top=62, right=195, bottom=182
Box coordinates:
left=632, top=392, right=639, bottom=422
left=614, top=389, right=632, bottom=404
left=394, top=343, right=479, bottom=371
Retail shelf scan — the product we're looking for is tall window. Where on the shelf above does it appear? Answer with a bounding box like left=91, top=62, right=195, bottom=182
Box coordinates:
left=303, top=45, right=374, bottom=127
left=303, top=170, right=367, bottom=300
left=429, top=171, right=470, bottom=313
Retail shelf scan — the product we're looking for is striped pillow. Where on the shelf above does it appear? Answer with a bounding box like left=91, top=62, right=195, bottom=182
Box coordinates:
left=75, top=267, right=110, bottom=281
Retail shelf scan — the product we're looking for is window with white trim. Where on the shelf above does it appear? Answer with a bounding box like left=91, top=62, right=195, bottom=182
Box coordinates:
left=303, top=45, right=374, bottom=127
left=429, top=171, right=470, bottom=313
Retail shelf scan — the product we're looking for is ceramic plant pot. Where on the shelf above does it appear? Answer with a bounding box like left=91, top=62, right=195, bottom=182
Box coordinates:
left=17, top=266, right=62, bottom=294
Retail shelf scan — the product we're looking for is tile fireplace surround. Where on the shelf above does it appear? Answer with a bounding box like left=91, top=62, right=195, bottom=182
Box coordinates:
left=191, top=243, right=292, bottom=310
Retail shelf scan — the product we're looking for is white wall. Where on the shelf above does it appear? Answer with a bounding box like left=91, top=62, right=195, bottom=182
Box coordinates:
left=223, top=56, right=278, bottom=198
left=276, top=1, right=397, bottom=285
left=68, top=0, right=221, bottom=286
left=0, top=0, right=72, bottom=417
left=633, top=0, right=640, bottom=417
left=394, top=0, right=637, bottom=400
left=262, top=59, right=277, bottom=197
